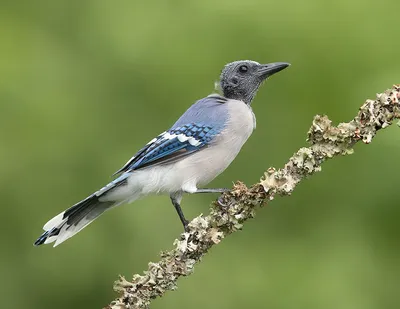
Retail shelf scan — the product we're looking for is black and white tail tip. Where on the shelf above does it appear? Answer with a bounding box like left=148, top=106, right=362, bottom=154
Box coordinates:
left=34, top=194, right=114, bottom=247
left=34, top=212, right=65, bottom=246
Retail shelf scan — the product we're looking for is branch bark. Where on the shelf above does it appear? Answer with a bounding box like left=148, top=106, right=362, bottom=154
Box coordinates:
left=105, top=85, right=400, bottom=309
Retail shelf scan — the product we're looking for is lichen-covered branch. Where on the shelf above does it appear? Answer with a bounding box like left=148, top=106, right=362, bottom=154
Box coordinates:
left=105, top=86, right=400, bottom=309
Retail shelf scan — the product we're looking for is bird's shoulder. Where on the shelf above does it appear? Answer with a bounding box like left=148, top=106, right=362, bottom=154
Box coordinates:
left=171, top=94, right=230, bottom=129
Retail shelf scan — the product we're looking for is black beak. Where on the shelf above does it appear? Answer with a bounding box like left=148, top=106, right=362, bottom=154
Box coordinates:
left=257, top=62, right=290, bottom=78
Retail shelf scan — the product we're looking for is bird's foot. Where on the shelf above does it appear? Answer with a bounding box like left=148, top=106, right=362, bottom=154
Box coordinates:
left=217, top=195, right=228, bottom=207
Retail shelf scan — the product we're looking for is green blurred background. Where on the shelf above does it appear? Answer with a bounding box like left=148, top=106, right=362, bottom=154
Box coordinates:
left=1, top=0, right=400, bottom=308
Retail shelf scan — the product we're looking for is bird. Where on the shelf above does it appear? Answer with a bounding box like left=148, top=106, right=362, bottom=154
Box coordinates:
left=34, top=60, right=290, bottom=247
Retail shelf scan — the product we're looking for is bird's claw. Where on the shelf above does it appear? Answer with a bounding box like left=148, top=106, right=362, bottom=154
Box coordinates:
left=183, top=220, right=190, bottom=233
left=217, top=195, right=228, bottom=207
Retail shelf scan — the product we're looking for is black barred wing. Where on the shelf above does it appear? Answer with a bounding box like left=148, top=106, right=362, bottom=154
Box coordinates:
left=113, top=123, right=220, bottom=175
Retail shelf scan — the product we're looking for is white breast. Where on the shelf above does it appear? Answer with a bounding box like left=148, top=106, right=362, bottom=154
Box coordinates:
left=173, top=99, right=255, bottom=192
left=221, top=99, right=256, bottom=141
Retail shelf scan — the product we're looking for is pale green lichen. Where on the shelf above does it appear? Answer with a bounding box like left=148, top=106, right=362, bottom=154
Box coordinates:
left=106, top=85, right=400, bottom=309
left=259, top=86, right=400, bottom=203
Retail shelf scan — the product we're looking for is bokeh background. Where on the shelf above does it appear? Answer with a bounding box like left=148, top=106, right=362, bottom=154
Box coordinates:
left=1, top=1, right=400, bottom=308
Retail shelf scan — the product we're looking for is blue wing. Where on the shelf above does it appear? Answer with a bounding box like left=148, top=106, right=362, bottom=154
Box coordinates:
left=113, top=123, right=220, bottom=175
left=114, top=94, right=229, bottom=175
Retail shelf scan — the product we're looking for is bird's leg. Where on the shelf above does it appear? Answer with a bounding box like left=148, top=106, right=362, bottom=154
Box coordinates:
left=194, top=188, right=230, bottom=194
left=194, top=188, right=230, bottom=207
left=170, top=192, right=189, bottom=232
left=171, top=189, right=230, bottom=231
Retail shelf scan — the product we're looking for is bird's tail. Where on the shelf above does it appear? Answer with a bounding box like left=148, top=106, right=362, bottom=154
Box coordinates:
left=34, top=194, right=114, bottom=247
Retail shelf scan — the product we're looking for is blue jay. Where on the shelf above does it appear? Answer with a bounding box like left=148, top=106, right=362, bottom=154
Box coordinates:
left=34, top=60, right=289, bottom=247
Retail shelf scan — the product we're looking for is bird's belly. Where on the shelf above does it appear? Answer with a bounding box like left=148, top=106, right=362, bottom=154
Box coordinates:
left=172, top=124, right=254, bottom=192
left=121, top=138, right=245, bottom=198
left=174, top=145, right=239, bottom=192
left=122, top=153, right=233, bottom=196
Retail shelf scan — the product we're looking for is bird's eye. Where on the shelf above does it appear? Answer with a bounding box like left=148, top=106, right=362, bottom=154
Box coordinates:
left=238, top=65, right=248, bottom=73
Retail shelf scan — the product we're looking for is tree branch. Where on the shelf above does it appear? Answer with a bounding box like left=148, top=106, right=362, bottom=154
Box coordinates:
left=105, top=85, right=400, bottom=309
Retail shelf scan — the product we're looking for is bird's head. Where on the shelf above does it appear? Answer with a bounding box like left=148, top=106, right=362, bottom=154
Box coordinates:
left=219, top=60, right=290, bottom=105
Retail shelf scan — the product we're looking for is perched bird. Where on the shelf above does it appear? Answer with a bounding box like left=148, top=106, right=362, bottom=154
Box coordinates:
left=34, top=60, right=289, bottom=247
